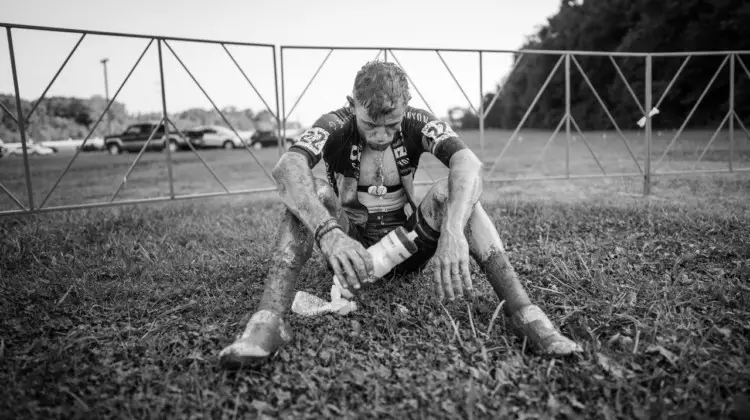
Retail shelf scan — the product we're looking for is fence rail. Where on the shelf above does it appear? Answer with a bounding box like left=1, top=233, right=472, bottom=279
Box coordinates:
left=0, top=22, right=282, bottom=217
left=1, top=22, right=748, bottom=217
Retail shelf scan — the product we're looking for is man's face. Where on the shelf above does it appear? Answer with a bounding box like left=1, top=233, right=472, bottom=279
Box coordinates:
left=353, top=99, right=405, bottom=151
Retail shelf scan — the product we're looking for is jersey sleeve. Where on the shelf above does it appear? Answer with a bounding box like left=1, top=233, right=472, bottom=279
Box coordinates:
left=288, top=113, right=343, bottom=167
left=403, top=108, right=468, bottom=166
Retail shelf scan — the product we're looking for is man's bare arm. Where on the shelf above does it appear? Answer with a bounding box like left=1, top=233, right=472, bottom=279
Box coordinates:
left=431, top=148, right=483, bottom=300
left=272, top=152, right=333, bottom=233
left=271, top=152, right=373, bottom=288
left=442, top=149, right=483, bottom=232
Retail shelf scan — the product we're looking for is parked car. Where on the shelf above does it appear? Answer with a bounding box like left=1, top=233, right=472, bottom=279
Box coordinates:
left=104, top=122, right=188, bottom=155
left=30, top=143, right=56, bottom=155
left=40, top=138, right=89, bottom=153
left=0, top=139, right=56, bottom=157
left=250, top=126, right=306, bottom=150
left=183, top=125, right=247, bottom=150
left=78, top=137, right=105, bottom=152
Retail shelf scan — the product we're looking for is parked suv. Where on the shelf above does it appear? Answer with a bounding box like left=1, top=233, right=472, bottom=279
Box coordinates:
left=104, top=122, right=187, bottom=155
left=249, top=126, right=306, bottom=150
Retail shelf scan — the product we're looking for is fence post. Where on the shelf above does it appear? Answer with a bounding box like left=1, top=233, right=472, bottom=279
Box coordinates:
left=7, top=27, right=35, bottom=211
left=157, top=39, right=175, bottom=199
left=273, top=46, right=284, bottom=157
left=729, top=53, right=735, bottom=172
left=565, top=53, right=571, bottom=178
left=479, top=51, right=484, bottom=154
left=644, top=54, right=652, bottom=195
left=280, top=48, right=286, bottom=145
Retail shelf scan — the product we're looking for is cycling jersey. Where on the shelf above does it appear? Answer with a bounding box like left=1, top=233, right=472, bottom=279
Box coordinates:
left=289, top=105, right=467, bottom=225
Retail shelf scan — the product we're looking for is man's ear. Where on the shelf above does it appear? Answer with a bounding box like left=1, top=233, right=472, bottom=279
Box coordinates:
left=346, top=95, right=355, bottom=108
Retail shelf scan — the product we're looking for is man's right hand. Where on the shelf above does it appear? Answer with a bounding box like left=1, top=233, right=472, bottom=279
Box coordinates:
left=318, top=229, right=374, bottom=290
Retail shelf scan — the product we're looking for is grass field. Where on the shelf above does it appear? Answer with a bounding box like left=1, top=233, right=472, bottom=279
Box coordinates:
left=1, top=129, right=749, bottom=418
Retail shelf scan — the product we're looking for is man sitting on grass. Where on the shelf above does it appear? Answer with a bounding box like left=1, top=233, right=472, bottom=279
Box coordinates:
left=220, top=61, right=581, bottom=368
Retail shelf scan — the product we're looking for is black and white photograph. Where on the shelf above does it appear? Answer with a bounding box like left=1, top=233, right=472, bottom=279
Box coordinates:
left=1, top=0, right=748, bottom=418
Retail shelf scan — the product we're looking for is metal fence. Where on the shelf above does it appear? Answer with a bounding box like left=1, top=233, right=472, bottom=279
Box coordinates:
left=0, top=22, right=283, bottom=216
left=1, top=22, right=749, bottom=217
left=280, top=46, right=750, bottom=196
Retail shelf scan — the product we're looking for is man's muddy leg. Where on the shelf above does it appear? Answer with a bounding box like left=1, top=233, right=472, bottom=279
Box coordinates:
left=464, top=205, right=581, bottom=355
left=419, top=179, right=581, bottom=356
left=255, top=209, right=314, bottom=314
left=463, top=203, right=531, bottom=316
left=257, top=179, right=346, bottom=314
left=220, top=179, right=345, bottom=368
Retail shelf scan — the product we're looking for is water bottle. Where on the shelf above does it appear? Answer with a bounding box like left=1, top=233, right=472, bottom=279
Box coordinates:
left=368, top=226, right=419, bottom=278
left=333, top=226, right=419, bottom=299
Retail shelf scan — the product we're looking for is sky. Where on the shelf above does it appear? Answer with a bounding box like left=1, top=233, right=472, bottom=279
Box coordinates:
left=0, top=0, right=561, bottom=126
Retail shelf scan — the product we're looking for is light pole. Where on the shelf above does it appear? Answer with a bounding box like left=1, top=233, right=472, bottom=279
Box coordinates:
left=100, top=58, right=111, bottom=135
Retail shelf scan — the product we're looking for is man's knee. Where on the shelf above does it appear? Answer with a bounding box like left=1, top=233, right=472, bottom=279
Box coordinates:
left=423, top=178, right=450, bottom=217
left=420, top=178, right=486, bottom=232
left=429, top=178, right=450, bottom=206
left=416, top=178, right=450, bottom=231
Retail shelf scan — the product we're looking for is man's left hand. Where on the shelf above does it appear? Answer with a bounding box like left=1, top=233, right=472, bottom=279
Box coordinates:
left=431, top=227, right=473, bottom=301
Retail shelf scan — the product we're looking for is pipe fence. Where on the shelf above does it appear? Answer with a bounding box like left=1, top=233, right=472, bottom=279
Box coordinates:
left=1, top=22, right=748, bottom=216
left=0, top=22, right=282, bottom=216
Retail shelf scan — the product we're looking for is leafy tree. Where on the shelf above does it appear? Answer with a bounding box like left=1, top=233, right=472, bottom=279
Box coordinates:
left=484, top=0, right=750, bottom=130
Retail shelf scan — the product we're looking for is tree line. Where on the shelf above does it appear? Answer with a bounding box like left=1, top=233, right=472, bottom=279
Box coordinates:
left=460, top=0, right=750, bottom=131
left=0, top=94, right=259, bottom=143
left=4, top=0, right=749, bottom=141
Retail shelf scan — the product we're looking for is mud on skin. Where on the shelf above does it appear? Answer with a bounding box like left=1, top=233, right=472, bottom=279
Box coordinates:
left=464, top=213, right=532, bottom=316
left=262, top=204, right=344, bottom=311
left=260, top=156, right=348, bottom=315
left=257, top=210, right=313, bottom=315
left=474, top=247, right=531, bottom=316
left=272, top=154, right=332, bottom=230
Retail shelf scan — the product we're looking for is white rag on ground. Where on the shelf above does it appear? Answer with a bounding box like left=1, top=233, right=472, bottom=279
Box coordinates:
left=291, top=277, right=357, bottom=317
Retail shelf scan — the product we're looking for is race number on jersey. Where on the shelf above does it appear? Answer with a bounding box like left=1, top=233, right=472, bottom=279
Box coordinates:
left=421, top=120, right=457, bottom=153
left=294, top=127, right=330, bottom=155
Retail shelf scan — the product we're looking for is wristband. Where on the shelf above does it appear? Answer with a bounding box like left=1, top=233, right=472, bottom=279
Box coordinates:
left=314, top=218, right=342, bottom=248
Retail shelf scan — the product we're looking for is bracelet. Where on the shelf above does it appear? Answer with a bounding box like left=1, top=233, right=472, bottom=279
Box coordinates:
left=314, top=218, right=342, bottom=248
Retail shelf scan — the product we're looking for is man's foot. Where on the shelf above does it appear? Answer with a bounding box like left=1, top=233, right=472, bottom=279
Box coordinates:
left=219, top=310, right=293, bottom=369
left=510, top=304, right=582, bottom=356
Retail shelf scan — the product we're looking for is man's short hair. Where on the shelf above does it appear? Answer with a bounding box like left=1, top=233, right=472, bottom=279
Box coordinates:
left=352, top=61, right=412, bottom=120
